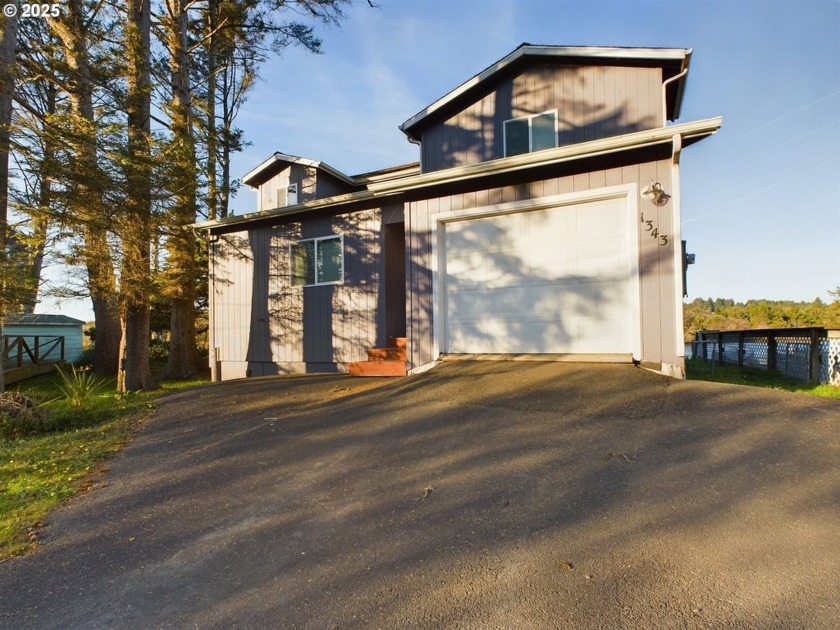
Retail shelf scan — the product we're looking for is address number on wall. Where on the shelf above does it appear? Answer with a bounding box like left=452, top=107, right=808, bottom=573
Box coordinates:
left=640, top=212, right=669, bottom=246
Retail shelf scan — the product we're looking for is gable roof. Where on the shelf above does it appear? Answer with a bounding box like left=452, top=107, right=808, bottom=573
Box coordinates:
left=241, top=152, right=421, bottom=189
left=5, top=314, right=86, bottom=326
left=400, top=44, right=692, bottom=140
left=241, top=152, right=359, bottom=188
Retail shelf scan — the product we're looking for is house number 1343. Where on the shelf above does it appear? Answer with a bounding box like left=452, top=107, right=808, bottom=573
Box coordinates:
left=640, top=212, right=669, bottom=246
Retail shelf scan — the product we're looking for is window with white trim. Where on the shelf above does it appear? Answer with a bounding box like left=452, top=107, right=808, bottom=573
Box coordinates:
left=503, top=110, right=558, bottom=157
left=290, top=235, right=344, bottom=287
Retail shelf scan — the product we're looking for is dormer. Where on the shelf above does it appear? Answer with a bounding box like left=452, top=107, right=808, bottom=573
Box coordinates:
left=242, top=152, right=360, bottom=213
left=400, top=44, right=692, bottom=173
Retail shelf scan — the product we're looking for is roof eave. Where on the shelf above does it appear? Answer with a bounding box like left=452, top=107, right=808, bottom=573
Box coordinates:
left=196, top=117, right=722, bottom=232
left=400, top=45, right=692, bottom=138
left=382, top=116, right=721, bottom=195
left=241, top=152, right=357, bottom=188
left=669, top=48, right=692, bottom=121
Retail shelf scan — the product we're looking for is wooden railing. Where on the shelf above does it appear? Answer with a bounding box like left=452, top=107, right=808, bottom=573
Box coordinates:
left=2, top=335, right=66, bottom=371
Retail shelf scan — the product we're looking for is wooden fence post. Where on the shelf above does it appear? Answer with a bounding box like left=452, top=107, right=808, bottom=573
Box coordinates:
left=767, top=332, right=777, bottom=371
left=809, top=329, right=821, bottom=384
left=738, top=332, right=745, bottom=367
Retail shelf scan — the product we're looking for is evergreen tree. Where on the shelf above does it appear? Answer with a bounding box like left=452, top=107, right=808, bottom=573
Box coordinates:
left=0, top=0, right=20, bottom=393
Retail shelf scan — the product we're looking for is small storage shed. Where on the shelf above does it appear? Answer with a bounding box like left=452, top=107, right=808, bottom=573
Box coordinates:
left=4, top=314, right=86, bottom=364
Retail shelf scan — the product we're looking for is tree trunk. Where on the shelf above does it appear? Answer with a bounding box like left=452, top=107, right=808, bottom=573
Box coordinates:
left=0, top=0, right=20, bottom=393
left=50, top=0, right=120, bottom=374
left=91, top=293, right=120, bottom=373
left=206, top=0, right=218, bottom=221
left=21, top=215, right=48, bottom=314
left=20, top=83, right=56, bottom=314
left=162, top=0, right=200, bottom=379
left=219, top=66, right=231, bottom=219
left=117, top=0, right=154, bottom=391
left=118, top=298, right=152, bottom=391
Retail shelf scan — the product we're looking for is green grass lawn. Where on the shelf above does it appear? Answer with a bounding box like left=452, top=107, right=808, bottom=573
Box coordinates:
left=0, top=373, right=208, bottom=559
left=685, top=358, right=840, bottom=400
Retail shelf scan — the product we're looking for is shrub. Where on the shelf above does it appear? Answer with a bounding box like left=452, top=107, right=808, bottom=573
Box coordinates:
left=56, top=366, right=108, bottom=408
left=0, top=393, right=48, bottom=440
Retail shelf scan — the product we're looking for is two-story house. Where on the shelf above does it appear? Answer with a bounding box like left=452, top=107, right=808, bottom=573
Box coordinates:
left=198, top=44, right=722, bottom=380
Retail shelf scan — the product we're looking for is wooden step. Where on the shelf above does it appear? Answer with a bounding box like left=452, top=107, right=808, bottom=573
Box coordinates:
left=348, top=360, right=406, bottom=377
left=367, top=347, right=406, bottom=362
left=349, top=337, right=408, bottom=377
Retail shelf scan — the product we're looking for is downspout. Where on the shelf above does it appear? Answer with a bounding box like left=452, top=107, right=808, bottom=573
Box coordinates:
left=206, top=231, right=221, bottom=382
left=404, top=134, right=422, bottom=371
left=670, top=133, right=685, bottom=377
left=407, top=135, right=423, bottom=174
left=662, top=68, right=688, bottom=125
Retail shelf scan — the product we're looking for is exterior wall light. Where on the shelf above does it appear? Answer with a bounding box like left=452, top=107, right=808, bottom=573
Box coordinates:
left=642, top=182, right=671, bottom=206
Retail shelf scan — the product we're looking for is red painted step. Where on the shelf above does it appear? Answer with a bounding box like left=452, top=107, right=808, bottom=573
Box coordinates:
left=348, top=360, right=406, bottom=377
left=367, top=347, right=406, bottom=362
left=349, top=337, right=407, bottom=377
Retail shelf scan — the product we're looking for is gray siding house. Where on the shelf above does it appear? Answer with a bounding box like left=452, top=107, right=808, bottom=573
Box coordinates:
left=199, top=44, right=722, bottom=380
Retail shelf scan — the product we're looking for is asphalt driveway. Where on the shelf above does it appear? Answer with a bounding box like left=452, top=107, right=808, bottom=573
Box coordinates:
left=1, top=362, right=838, bottom=629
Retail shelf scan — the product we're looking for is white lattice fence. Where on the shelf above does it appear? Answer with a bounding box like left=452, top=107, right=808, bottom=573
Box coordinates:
left=694, top=329, right=839, bottom=386
left=820, top=337, right=840, bottom=386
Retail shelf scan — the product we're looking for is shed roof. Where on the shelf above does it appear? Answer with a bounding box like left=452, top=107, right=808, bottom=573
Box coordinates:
left=5, top=314, right=86, bottom=326
left=400, top=43, right=692, bottom=140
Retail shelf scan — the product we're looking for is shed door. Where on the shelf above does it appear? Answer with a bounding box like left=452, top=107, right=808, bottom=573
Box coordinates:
left=442, top=198, right=636, bottom=355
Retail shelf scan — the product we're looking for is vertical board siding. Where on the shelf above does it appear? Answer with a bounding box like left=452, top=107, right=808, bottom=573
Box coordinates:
left=212, top=209, right=383, bottom=377
left=422, top=63, right=664, bottom=173
left=260, top=166, right=290, bottom=211
left=213, top=231, right=254, bottom=364
left=406, top=198, right=435, bottom=369
left=405, top=155, right=675, bottom=370
left=258, top=166, right=356, bottom=213
left=637, top=159, right=662, bottom=363
left=317, top=171, right=356, bottom=199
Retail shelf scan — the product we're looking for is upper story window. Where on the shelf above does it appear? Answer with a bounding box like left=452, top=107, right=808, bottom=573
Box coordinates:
left=504, top=110, right=558, bottom=157
left=290, top=235, right=344, bottom=287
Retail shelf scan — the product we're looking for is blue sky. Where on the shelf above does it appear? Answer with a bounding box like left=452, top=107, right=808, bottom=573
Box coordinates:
left=42, top=0, right=840, bottom=320
left=235, top=0, right=840, bottom=302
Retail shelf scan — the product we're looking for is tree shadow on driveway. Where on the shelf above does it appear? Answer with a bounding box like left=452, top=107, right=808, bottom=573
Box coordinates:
left=1, top=363, right=838, bottom=629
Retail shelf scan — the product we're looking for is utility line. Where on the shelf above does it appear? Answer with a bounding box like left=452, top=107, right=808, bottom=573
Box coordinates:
left=683, top=156, right=839, bottom=225
left=685, top=149, right=838, bottom=208
left=699, top=90, right=840, bottom=151
left=691, top=120, right=840, bottom=180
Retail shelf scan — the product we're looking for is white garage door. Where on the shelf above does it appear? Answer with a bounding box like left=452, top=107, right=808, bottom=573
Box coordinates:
left=442, top=198, right=636, bottom=355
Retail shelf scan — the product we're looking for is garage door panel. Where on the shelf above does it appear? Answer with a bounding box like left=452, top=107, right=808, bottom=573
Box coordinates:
left=577, top=200, right=625, bottom=238
left=577, top=241, right=627, bottom=276
left=528, top=207, right=574, bottom=245
left=528, top=243, right=574, bottom=279
left=446, top=212, right=527, bottom=253
left=442, top=197, right=635, bottom=356
left=445, top=251, right=485, bottom=289
left=447, top=315, right=575, bottom=354
left=483, top=247, right=530, bottom=288
left=447, top=286, right=522, bottom=321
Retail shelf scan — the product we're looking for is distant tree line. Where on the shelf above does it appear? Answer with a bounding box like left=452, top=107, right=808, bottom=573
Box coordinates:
left=684, top=290, right=840, bottom=341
